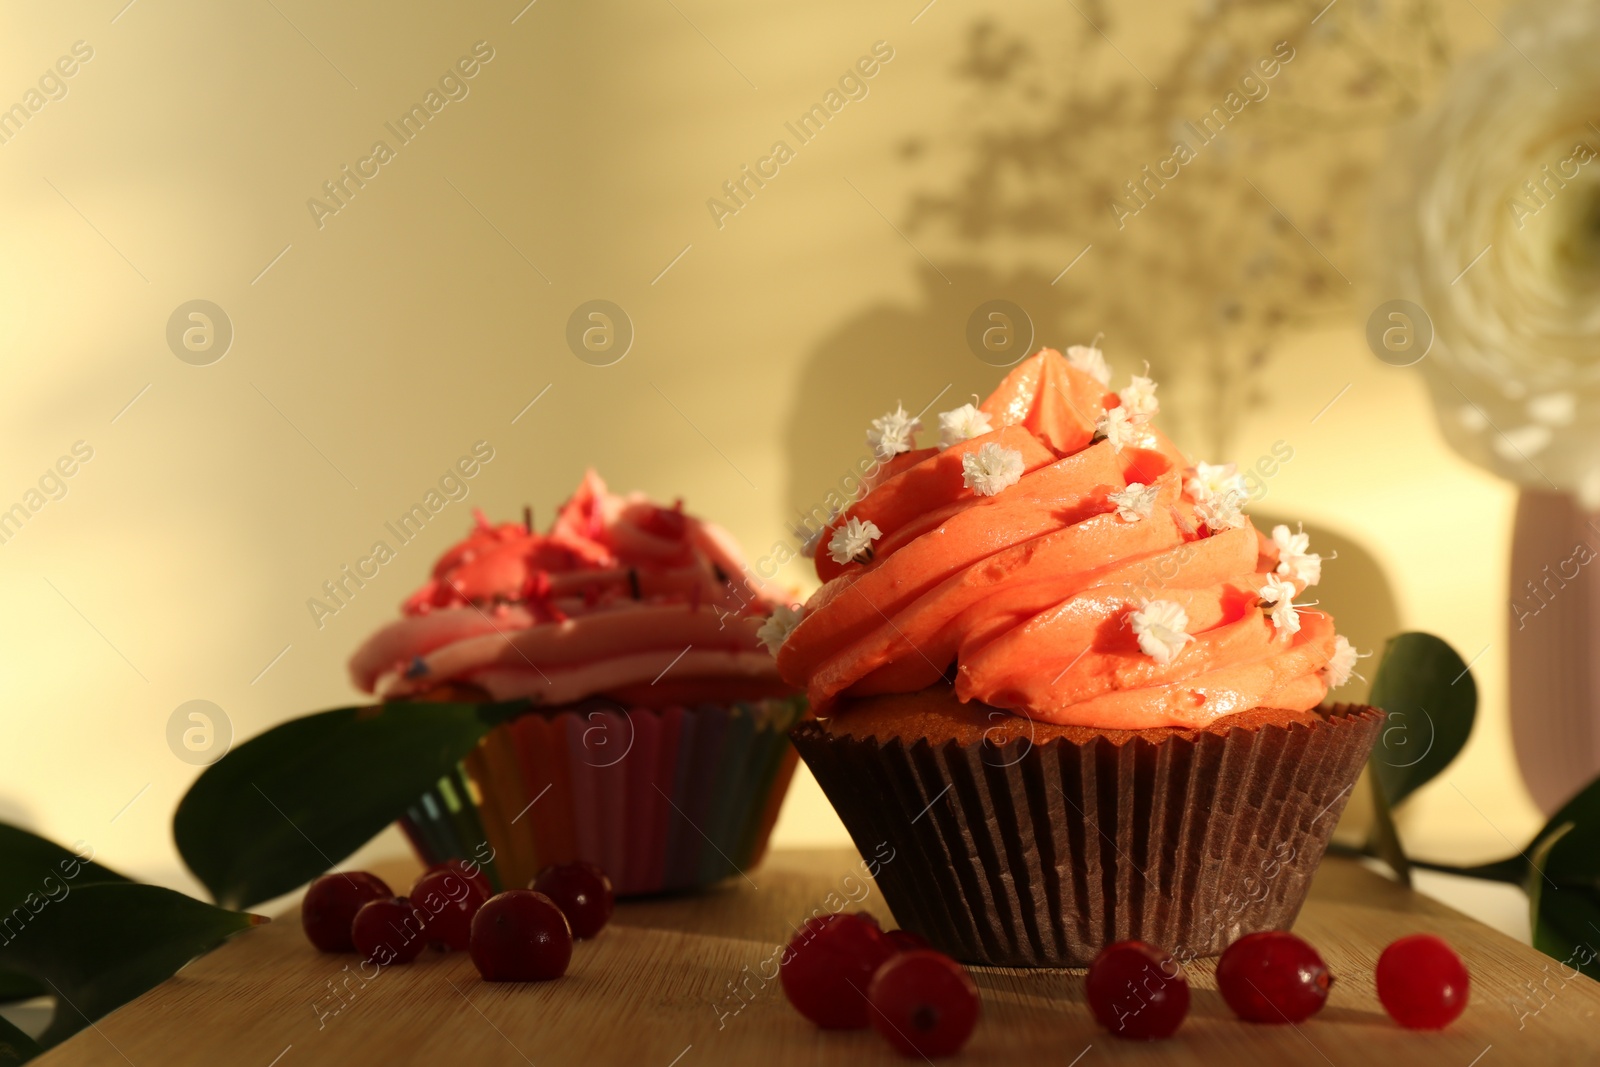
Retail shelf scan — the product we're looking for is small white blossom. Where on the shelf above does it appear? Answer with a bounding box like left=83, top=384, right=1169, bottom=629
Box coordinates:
left=1259, top=574, right=1301, bottom=635
left=756, top=604, right=803, bottom=656
left=1118, top=375, right=1160, bottom=419
left=1095, top=406, right=1139, bottom=452
left=1271, top=523, right=1323, bottom=586
left=1130, top=599, right=1193, bottom=665
left=937, top=402, right=993, bottom=448
left=827, top=516, right=882, bottom=565
left=962, top=443, right=1025, bottom=497
left=1108, top=482, right=1159, bottom=522
left=1066, top=343, right=1111, bottom=386
left=867, top=402, right=922, bottom=460
left=1193, top=491, right=1246, bottom=532
left=1321, top=635, right=1367, bottom=688
left=1186, top=461, right=1245, bottom=504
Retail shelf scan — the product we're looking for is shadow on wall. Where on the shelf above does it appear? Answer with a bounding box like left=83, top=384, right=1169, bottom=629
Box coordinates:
left=781, top=263, right=1091, bottom=537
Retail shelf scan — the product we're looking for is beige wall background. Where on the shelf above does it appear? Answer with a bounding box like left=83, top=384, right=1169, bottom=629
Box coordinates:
left=0, top=1, right=1532, bottom=897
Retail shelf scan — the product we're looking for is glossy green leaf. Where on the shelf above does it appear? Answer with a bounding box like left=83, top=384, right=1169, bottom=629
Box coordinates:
left=1365, top=770, right=1413, bottom=887
left=1527, top=823, right=1600, bottom=982
left=175, top=700, right=523, bottom=909
left=0, top=824, right=133, bottom=1010
left=0, top=1015, right=41, bottom=1066
left=0, top=882, right=260, bottom=1047
left=1367, top=632, right=1476, bottom=809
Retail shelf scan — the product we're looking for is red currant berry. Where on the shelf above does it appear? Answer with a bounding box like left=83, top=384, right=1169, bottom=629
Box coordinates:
left=1085, top=941, right=1189, bottom=1040
left=867, top=950, right=981, bottom=1058
left=470, top=890, right=573, bottom=982
left=1376, top=934, right=1469, bottom=1030
left=531, top=862, right=615, bottom=940
left=780, top=912, right=897, bottom=1029
left=351, top=896, right=429, bottom=965
left=412, top=866, right=491, bottom=951
left=886, top=929, right=932, bottom=953
left=301, top=872, right=392, bottom=953
left=854, top=911, right=882, bottom=929
left=1216, top=931, right=1331, bottom=1023
left=431, top=858, right=495, bottom=901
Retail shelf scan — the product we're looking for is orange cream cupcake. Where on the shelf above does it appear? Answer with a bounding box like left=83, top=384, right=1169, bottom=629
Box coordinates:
left=769, top=347, right=1380, bottom=966
left=352, top=471, right=805, bottom=895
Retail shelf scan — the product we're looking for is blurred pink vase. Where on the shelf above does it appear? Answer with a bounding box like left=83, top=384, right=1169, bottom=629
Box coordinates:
left=1510, top=489, right=1600, bottom=814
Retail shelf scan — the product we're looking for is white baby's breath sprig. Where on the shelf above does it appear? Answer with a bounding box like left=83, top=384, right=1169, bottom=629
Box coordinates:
left=1095, top=406, right=1139, bottom=452
left=867, top=402, right=922, bottom=460
left=937, top=401, right=992, bottom=448
left=1118, top=374, right=1159, bottom=419
left=1193, top=491, right=1246, bottom=532
left=1271, top=523, right=1323, bottom=586
left=1259, top=574, right=1302, bottom=635
left=1321, top=635, right=1369, bottom=688
left=1108, top=482, right=1159, bottom=522
left=827, top=516, right=881, bottom=565
left=962, top=442, right=1025, bottom=497
left=756, top=604, right=803, bottom=656
left=1066, top=343, right=1111, bottom=386
left=1129, top=599, right=1193, bottom=665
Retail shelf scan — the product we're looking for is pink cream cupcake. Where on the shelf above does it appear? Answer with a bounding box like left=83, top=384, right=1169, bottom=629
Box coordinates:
left=773, top=348, right=1382, bottom=966
left=351, top=470, right=805, bottom=895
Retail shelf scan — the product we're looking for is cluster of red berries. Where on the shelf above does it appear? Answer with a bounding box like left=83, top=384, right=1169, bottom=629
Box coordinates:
left=1088, top=931, right=1470, bottom=1040
left=300, top=859, right=615, bottom=982
left=779, top=912, right=980, bottom=1059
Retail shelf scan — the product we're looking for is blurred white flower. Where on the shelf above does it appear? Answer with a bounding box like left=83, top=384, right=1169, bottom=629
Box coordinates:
left=1066, top=343, right=1111, bottom=385
left=1378, top=0, right=1600, bottom=506
left=1109, top=482, right=1160, bottom=521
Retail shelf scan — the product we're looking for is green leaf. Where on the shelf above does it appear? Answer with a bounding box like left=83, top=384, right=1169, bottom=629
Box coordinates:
left=0, top=882, right=261, bottom=1047
left=0, top=824, right=133, bottom=1009
left=0, top=1015, right=42, bottom=1066
left=1365, top=770, right=1413, bottom=887
left=175, top=700, right=522, bottom=909
left=1367, top=632, right=1476, bottom=808
left=1527, top=823, right=1600, bottom=981
left=0, top=973, right=44, bottom=1005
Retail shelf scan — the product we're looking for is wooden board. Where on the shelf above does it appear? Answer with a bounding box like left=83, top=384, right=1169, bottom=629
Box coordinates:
left=34, top=850, right=1600, bottom=1065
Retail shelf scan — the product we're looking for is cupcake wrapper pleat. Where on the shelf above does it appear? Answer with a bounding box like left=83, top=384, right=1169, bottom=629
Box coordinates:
left=400, top=697, right=805, bottom=896
left=790, top=703, right=1383, bottom=967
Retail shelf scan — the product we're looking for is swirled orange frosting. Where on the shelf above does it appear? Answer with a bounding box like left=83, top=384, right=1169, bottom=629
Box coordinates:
left=775, top=350, right=1338, bottom=729
left=350, top=470, right=790, bottom=708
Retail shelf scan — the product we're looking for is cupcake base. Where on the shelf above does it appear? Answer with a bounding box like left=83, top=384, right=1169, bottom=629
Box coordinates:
left=401, top=695, right=805, bottom=896
left=790, top=695, right=1382, bottom=967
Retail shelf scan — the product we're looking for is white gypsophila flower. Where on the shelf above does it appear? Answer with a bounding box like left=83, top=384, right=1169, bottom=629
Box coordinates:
left=1376, top=0, right=1600, bottom=506
left=1271, top=523, right=1323, bottom=585
left=827, top=516, right=882, bottom=565
left=867, top=402, right=922, bottom=460
left=1186, top=461, right=1245, bottom=504
left=962, top=442, right=1025, bottom=497
left=1259, top=574, right=1301, bottom=635
left=1066, top=343, right=1112, bottom=386
left=1108, top=482, right=1160, bottom=522
left=1193, top=490, right=1246, bottom=532
left=938, top=402, right=993, bottom=448
left=1118, top=375, right=1160, bottom=419
left=756, top=604, right=803, bottom=656
left=1095, top=405, right=1139, bottom=452
left=1130, top=599, right=1194, bottom=665
left=1322, top=634, right=1365, bottom=688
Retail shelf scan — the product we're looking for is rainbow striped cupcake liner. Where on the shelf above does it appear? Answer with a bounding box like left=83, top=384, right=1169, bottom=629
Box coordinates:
left=398, top=696, right=806, bottom=896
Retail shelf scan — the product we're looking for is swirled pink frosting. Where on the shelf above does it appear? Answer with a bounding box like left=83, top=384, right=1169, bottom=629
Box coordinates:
left=350, top=470, right=791, bottom=708
left=775, top=350, right=1339, bottom=730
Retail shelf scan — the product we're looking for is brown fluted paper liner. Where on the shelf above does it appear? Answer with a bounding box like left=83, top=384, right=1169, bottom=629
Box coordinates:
left=790, top=703, right=1383, bottom=967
